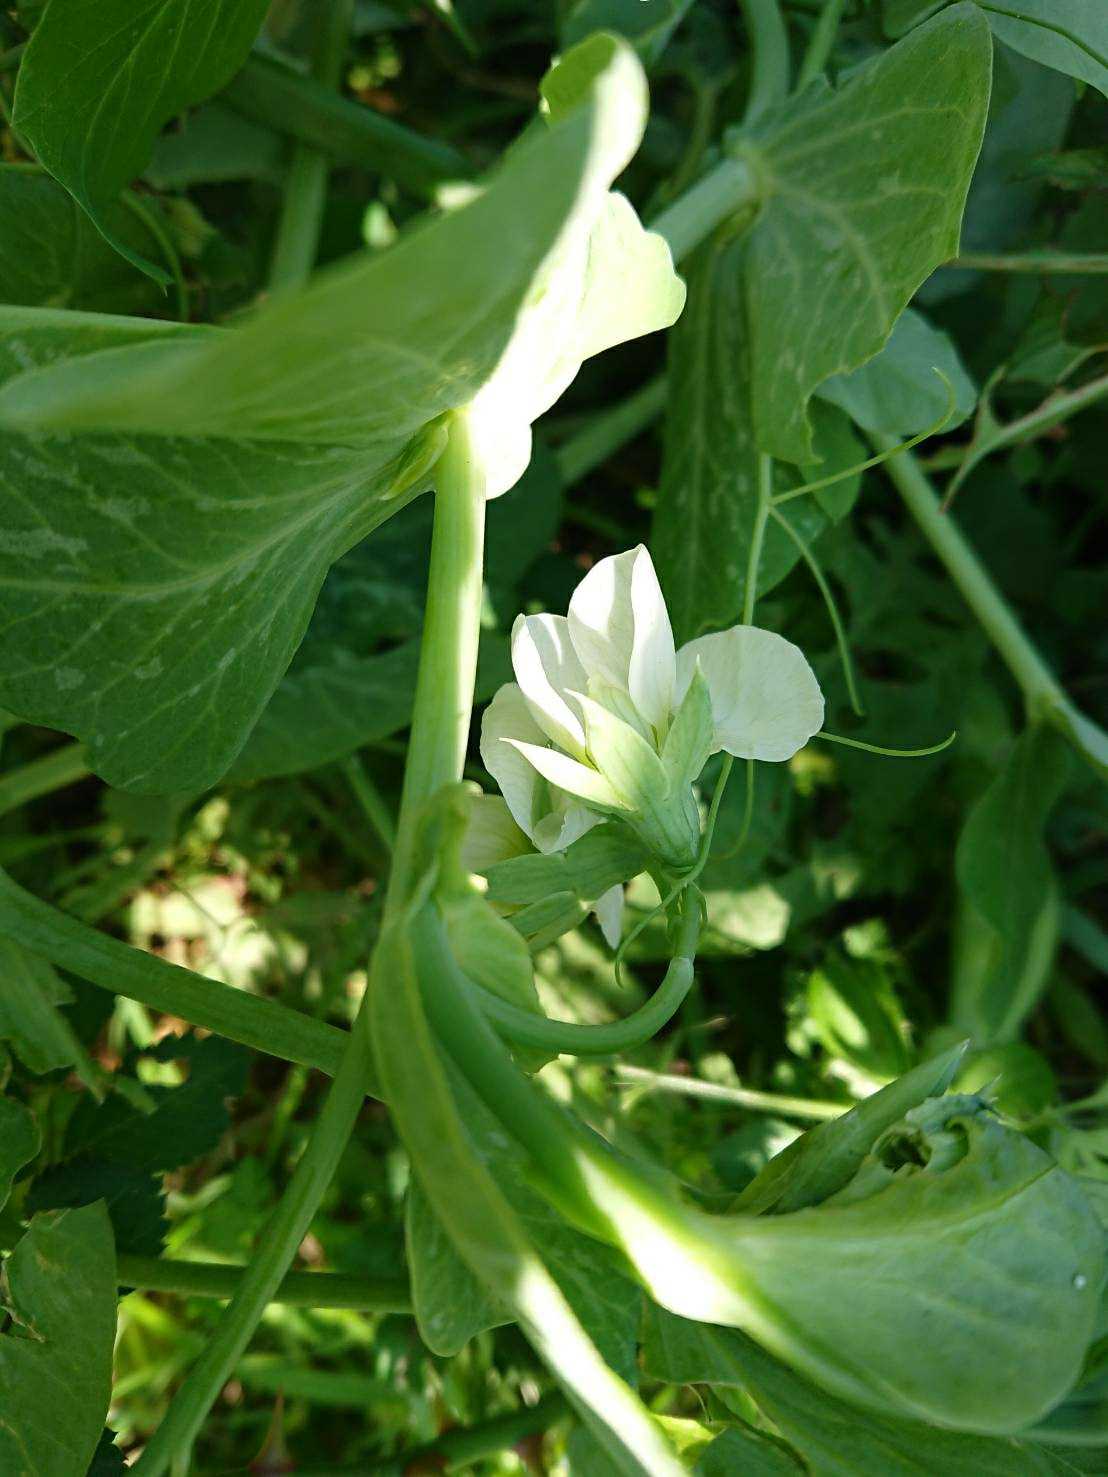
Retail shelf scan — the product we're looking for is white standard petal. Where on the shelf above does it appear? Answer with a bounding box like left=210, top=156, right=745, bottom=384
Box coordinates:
left=479, top=683, right=552, bottom=843
left=511, top=612, right=589, bottom=759
left=675, top=625, right=824, bottom=762
left=568, top=545, right=675, bottom=730
left=627, top=545, right=676, bottom=731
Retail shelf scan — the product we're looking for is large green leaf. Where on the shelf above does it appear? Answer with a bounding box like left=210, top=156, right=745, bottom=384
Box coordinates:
left=952, top=724, right=1070, bottom=1043
left=0, top=39, right=675, bottom=793
left=711, top=1101, right=1104, bottom=1431
left=652, top=236, right=862, bottom=641
left=12, top=0, right=270, bottom=281
left=0, top=37, right=661, bottom=453
left=0, top=166, right=163, bottom=314
left=0, top=1203, right=117, bottom=1477
left=735, top=3, right=992, bottom=462
left=0, top=305, right=426, bottom=793
left=644, top=1305, right=1089, bottom=1475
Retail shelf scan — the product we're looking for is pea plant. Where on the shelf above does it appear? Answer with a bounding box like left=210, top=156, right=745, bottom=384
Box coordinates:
left=1, top=0, right=1107, bottom=1471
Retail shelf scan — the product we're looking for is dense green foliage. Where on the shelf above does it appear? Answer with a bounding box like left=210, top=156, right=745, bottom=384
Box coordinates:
left=0, top=0, right=1106, bottom=1472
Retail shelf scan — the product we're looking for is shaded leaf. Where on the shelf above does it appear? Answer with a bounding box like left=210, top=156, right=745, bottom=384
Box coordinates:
left=0, top=1094, right=39, bottom=1210
left=977, top=0, right=1108, bottom=98
left=28, top=1158, right=167, bottom=1256
left=63, top=1033, right=249, bottom=1173
left=13, top=0, right=270, bottom=280
left=0, top=936, right=97, bottom=1086
left=0, top=166, right=163, bottom=314
left=953, top=724, right=1070, bottom=1042
left=0, top=1204, right=116, bottom=1477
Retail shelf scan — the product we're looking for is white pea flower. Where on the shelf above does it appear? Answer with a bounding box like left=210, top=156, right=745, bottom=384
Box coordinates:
left=481, top=545, right=824, bottom=872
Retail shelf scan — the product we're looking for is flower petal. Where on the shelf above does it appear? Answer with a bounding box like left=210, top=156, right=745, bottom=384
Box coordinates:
left=506, top=740, right=623, bottom=811
left=460, top=794, right=532, bottom=874
left=511, top=613, right=588, bottom=758
left=628, top=544, right=675, bottom=730
left=532, top=803, right=600, bottom=854
left=479, top=682, right=551, bottom=842
left=675, top=625, right=824, bottom=762
left=592, top=884, right=624, bottom=948
left=568, top=546, right=675, bottom=729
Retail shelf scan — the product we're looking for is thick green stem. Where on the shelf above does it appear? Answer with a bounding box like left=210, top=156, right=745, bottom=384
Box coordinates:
left=796, top=0, right=847, bottom=89
left=0, top=741, right=89, bottom=819
left=133, top=414, right=488, bottom=1476
left=117, top=1255, right=410, bottom=1311
left=223, top=54, right=471, bottom=197
left=739, top=0, right=791, bottom=122
left=650, top=156, right=759, bottom=264
left=267, top=0, right=354, bottom=292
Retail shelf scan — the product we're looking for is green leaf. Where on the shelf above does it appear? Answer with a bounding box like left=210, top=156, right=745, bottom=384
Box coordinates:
left=63, top=1034, right=249, bottom=1173
left=86, top=1431, right=125, bottom=1476
left=0, top=39, right=672, bottom=793
left=12, top=0, right=270, bottom=281
left=816, top=307, right=977, bottom=435
left=0, top=1203, right=117, bottom=1477
left=0, top=1094, right=39, bottom=1211
left=0, top=37, right=661, bottom=457
left=734, top=1044, right=966, bottom=1214
left=0, top=166, right=164, bottom=313
left=953, top=724, right=1070, bottom=1043
left=736, top=3, right=992, bottom=462
left=28, top=1159, right=167, bottom=1256
left=652, top=238, right=863, bottom=641
left=228, top=641, right=423, bottom=785
left=0, top=308, right=436, bottom=794
left=805, top=950, right=912, bottom=1080
left=644, top=1305, right=1089, bottom=1475
left=718, top=1100, right=1104, bottom=1431
left=975, top=1, right=1108, bottom=98
left=0, top=937, right=98, bottom=1088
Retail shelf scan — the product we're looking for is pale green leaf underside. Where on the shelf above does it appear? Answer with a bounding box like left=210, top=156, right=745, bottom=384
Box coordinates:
left=0, top=1204, right=117, bottom=1477
left=0, top=35, right=649, bottom=449
left=0, top=309, right=423, bottom=792
left=12, top=0, right=270, bottom=281
left=0, top=38, right=650, bottom=792
left=741, top=3, right=992, bottom=461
